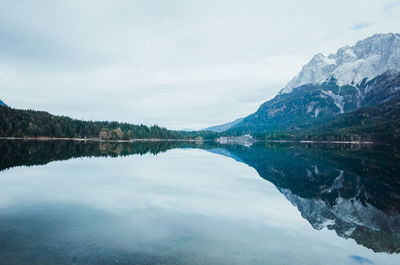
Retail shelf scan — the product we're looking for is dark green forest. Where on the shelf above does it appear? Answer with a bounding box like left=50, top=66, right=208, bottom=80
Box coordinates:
left=259, top=96, right=400, bottom=144
left=2, top=100, right=399, bottom=143
left=224, top=71, right=400, bottom=144
left=222, top=93, right=400, bottom=144
left=0, top=106, right=185, bottom=140
left=0, top=106, right=220, bottom=140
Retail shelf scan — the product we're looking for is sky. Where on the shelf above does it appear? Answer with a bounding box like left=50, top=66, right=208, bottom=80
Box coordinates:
left=1, top=0, right=400, bottom=130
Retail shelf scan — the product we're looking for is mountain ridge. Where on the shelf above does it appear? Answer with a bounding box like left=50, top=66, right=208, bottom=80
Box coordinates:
left=204, top=117, right=244, bottom=132
left=229, top=70, right=400, bottom=134
left=281, top=33, right=400, bottom=94
left=209, top=33, right=400, bottom=142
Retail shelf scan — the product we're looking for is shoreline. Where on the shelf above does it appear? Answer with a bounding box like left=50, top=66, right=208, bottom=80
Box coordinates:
left=0, top=137, right=376, bottom=144
left=0, top=137, right=203, bottom=143
left=299, top=140, right=375, bottom=144
left=265, top=139, right=375, bottom=144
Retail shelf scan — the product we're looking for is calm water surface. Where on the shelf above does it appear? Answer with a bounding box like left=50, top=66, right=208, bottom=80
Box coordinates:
left=0, top=140, right=399, bottom=265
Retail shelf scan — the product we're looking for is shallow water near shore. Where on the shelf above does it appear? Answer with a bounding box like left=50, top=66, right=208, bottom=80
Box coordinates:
left=0, top=140, right=399, bottom=265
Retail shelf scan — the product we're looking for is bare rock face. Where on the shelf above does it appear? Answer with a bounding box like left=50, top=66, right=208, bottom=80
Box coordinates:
left=281, top=33, right=400, bottom=94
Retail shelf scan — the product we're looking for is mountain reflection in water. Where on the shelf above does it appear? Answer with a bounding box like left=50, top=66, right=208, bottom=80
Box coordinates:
left=0, top=139, right=399, bottom=254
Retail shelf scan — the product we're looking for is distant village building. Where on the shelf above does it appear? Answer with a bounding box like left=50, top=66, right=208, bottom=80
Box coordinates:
left=215, top=134, right=254, bottom=147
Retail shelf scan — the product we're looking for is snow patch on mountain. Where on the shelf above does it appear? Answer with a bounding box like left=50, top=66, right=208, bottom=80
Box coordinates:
left=321, top=90, right=345, bottom=113
left=281, top=53, right=336, bottom=94
left=322, top=171, right=344, bottom=193
left=306, top=102, right=315, bottom=114
left=314, top=107, right=320, bottom=118
left=280, top=33, right=400, bottom=94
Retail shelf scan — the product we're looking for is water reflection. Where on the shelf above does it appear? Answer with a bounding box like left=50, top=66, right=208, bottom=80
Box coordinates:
left=210, top=143, right=400, bottom=254
left=0, top=140, right=399, bottom=264
left=0, top=140, right=185, bottom=171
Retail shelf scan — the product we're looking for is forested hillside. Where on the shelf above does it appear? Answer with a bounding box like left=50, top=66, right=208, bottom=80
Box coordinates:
left=259, top=95, right=400, bottom=143
left=0, top=106, right=182, bottom=140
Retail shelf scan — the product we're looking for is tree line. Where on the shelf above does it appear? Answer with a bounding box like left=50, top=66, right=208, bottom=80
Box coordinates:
left=0, top=106, right=183, bottom=140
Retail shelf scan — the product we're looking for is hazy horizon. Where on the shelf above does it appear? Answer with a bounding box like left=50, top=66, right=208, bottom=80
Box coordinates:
left=1, top=0, right=400, bottom=129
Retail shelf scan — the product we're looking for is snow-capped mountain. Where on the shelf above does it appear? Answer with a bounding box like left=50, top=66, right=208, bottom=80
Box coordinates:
left=227, top=70, right=400, bottom=134
left=281, top=33, right=400, bottom=94
left=208, top=33, right=400, bottom=136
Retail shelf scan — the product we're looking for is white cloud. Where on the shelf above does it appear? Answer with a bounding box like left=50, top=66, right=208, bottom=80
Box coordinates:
left=0, top=0, right=399, bottom=129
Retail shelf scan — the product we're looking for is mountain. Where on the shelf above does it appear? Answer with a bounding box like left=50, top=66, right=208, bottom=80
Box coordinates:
left=204, top=117, right=244, bottom=132
left=231, top=70, right=400, bottom=135
left=211, top=33, right=400, bottom=142
left=0, top=99, right=7, bottom=107
left=281, top=33, right=400, bottom=94
left=288, top=74, right=400, bottom=143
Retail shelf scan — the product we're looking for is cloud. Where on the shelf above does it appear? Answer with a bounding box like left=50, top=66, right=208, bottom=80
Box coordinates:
left=383, top=1, right=400, bottom=12
left=349, top=255, right=373, bottom=264
left=350, top=22, right=374, bottom=30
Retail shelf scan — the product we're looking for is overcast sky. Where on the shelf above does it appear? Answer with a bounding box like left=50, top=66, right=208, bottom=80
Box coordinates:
left=1, top=0, right=400, bottom=129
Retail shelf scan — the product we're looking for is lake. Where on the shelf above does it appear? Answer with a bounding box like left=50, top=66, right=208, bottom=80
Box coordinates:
left=0, top=140, right=399, bottom=265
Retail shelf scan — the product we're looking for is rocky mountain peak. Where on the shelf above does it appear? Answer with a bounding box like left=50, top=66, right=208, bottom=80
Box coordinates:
left=280, top=33, right=400, bottom=94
